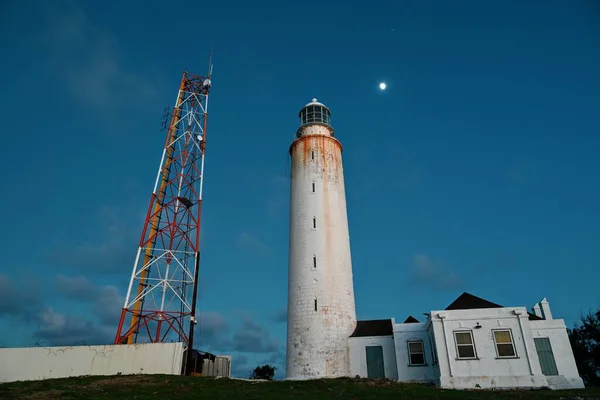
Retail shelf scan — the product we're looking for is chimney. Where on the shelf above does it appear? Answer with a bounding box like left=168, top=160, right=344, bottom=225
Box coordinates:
left=540, top=297, right=553, bottom=320
left=532, top=303, right=543, bottom=318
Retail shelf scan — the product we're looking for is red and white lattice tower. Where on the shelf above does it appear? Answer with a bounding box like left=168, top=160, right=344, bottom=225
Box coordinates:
left=114, top=66, right=212, bottom=351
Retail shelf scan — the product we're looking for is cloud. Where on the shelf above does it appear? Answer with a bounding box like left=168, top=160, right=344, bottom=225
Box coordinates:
left=0, top=272, right=44, bottom=321
left=196, top=311, right=230, bottom=349
left=231, top=354, right=252, bottom=378
left=199, top=311, right=284, bottom=359
left=53, top=275, right=124, bottom=326
left=33, top=1, right=162, bottom=114
left=197, top=311, right=282, bottom=354
left=238, top=231, right=271, bottom=256
left=192, top=311, right=286, bottom=378
left=191, top=310, right=286, bottom=378
left=225, top=314, right=281, bottom=354
left=55, top=275, right=97, bottom=301
left=224, top=313, right=286, bottom=378
left=408, top=253, right=463, bottom=291
left=47, top=205, right=140, bottom=276
left=32, top=307, right=115, bottom=346
left=26, top=275, right=126, bottom=346
left=259, top=350, right=286, bottom=379
left=0, top=270, right=125, bottom=347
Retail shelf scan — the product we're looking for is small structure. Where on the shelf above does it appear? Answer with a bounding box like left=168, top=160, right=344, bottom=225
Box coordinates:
left=185, top=349, right=231, bottom=378
left=348, top=292, right=585, bottom=390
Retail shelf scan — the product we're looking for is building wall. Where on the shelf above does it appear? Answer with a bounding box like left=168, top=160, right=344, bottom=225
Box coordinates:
left=530, top=319, right=585, bottom=389
left=0, top=342, right=184, bottom=383
left=392, top=322, right=437, bottom=383
left=287, top=121, right=357, bottom=379
left=348, top=336, right=398, bottom=380
left=430, top=307, right=548, bottom=390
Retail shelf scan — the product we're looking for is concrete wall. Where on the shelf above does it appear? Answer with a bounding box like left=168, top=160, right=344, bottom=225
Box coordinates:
left=0, top=342, right=184, bottom=383
left=430, top=307, right=548, bottom=390
left=348, top=336, right=398, bottom=380
left=530, top=319, right=585, bottom=389
left=392, top=322, right=437, bottom=383
left=287, top=103, right=357, bottom=379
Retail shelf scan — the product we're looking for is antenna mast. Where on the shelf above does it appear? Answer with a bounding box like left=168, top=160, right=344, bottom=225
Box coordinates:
left=114, top=61, right=213, bottom=357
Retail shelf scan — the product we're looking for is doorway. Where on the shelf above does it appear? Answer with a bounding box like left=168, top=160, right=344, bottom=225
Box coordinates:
left=365, top=345, right=385, bottom=378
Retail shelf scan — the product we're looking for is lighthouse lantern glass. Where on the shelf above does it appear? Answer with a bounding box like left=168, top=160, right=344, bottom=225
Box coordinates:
left=300, top=105, right=331, bottom=126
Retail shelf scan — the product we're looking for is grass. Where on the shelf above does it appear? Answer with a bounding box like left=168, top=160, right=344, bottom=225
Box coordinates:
left=1, top=375, right=599, bottom=400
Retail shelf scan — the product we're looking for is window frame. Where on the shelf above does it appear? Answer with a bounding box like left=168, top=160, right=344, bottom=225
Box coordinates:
left=407, top=340, right=427, bottom=366
left=453, top=330, right=477, bottom=360
left=300, top=105, right=331, bottom=126
left=492, top=328, right=518, bottom=359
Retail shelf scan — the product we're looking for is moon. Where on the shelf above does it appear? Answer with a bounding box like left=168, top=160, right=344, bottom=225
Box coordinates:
left=379, top=82, right=387, bottom=90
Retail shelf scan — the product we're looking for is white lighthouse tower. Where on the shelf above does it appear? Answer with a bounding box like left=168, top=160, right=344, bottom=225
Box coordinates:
left=286, top=98, right=357, bottom=379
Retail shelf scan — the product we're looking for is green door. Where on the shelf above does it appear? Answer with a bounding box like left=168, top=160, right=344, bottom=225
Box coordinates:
left=534, top=337, right=559, bottom=376
left=366, top=345, right=385, bottom=378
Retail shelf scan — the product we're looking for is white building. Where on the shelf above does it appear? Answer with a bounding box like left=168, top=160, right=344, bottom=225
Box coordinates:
left=286, top=98, right=357, bottom=379
left=284, top=99, right=584, bottom=389
left=348, top=292, right=585, bottom=390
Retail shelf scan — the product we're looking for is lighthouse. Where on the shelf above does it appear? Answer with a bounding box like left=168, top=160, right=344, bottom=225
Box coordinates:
left=286, top=98, right=357, bottom=379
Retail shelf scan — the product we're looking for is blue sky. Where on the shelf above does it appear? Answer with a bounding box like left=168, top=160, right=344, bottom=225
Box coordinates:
left=0, top=0, right=599, bottom=379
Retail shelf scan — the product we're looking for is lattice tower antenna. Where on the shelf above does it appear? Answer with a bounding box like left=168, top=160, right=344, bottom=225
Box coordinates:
left=114, top=62, right=213, bottom=353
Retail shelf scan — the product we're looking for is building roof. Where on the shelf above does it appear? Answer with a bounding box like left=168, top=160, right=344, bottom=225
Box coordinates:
left=528, top=313, right=545, bottom=321
left=403, top=316, right=420, bottom=324
left=303, top=98, right=328, bottom=109
left=445, top=292, right=545, bottom=321
left=349, top=319, right=393, bottom=337
left=445, top=292, right=503, bottom=310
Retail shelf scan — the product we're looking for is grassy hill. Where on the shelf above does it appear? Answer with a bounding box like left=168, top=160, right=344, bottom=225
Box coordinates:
left=1, top=375, right=599, bottom=400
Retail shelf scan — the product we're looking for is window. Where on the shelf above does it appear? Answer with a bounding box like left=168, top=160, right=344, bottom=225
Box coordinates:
left=313, top=217, right=316, bottom=229
left=313, top=255, right=317, bottom=269
left=407, top=340, right=426, bottom=365
left=493, top=329, right=517, bottom=358
left=300, top=105, right=331, bottom=126
left=312, top=182, right=315, bottom=192
left=454, top=331, right=476, bottom=359
left=311, top=150, right=314, bottom=160
left=314, top=298, right=318, bottom=311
